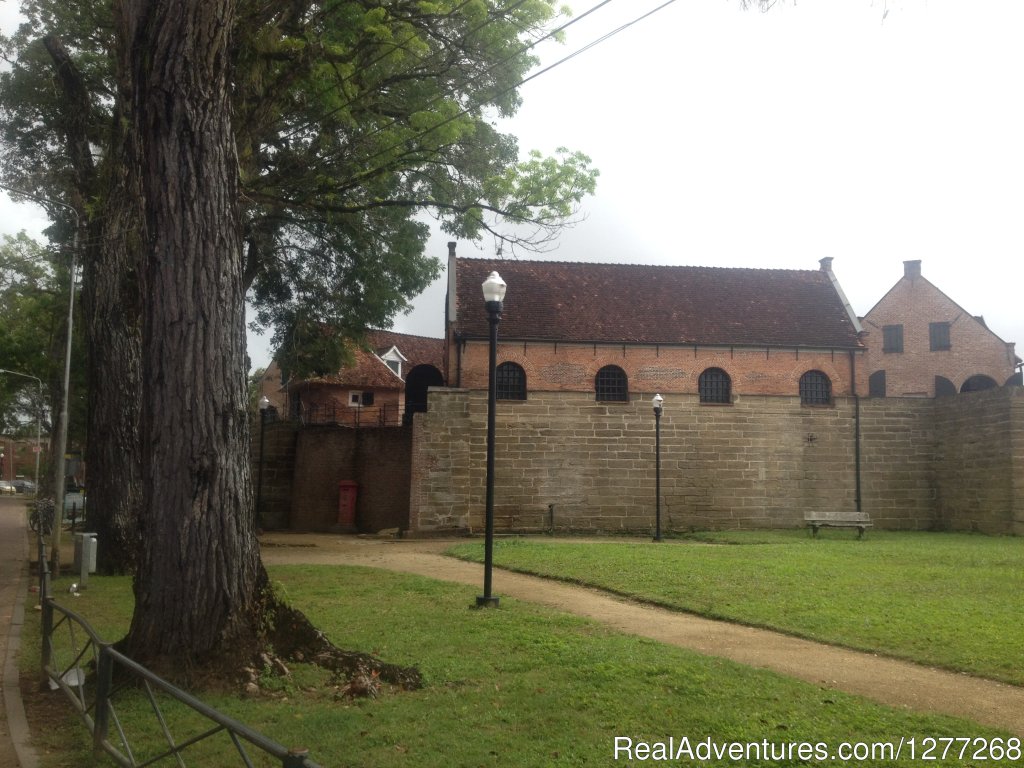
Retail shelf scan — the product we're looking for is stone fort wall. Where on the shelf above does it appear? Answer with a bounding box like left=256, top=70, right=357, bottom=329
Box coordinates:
left=410, top=386, right=1024, bottom=536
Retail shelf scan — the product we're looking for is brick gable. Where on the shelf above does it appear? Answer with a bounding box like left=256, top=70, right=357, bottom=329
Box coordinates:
left=861, top=261, right=1017, bottom=397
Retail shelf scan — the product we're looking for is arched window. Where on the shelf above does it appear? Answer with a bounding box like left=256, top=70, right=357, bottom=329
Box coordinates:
left=595, top=365, right=628, bottom=402
left=799, top=370, right=832, bottom=406
left=698, top=368, right=731, bottom=404
left=934, top=376, right=957, bottom=398
left=496, top=362, right=526, bottom=400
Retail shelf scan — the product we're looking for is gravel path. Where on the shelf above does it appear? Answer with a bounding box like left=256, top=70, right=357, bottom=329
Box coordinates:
left=260, top=532, right=1024, bottom=736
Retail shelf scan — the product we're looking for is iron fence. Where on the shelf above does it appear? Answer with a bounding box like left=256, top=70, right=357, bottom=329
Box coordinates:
left=300, top=402, right=402, bottom=428
left=36, top=536, right=321, bottom=768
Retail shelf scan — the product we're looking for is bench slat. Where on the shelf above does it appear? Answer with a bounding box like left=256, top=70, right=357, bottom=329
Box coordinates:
left=804, top=513, right=873, bottom=539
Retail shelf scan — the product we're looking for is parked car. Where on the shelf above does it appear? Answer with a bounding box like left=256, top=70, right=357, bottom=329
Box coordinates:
left=11, top=479, right=37, bottom=494
left=0, top=481, right=15, bottom=495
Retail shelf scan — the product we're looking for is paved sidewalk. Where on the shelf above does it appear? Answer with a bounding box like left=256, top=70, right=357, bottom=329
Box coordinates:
left=0, top=497, right=38, bottom=768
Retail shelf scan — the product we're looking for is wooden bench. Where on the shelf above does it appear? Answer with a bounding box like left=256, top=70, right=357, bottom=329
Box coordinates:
left=804, top=512, right=873, bottom=539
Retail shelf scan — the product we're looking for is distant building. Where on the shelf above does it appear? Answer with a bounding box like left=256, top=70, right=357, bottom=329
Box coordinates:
left=446, top=251, right=866, bottom=402
left=860, top=260, right=1020, bottom=398
left=258, top=330, right=444, bottom=427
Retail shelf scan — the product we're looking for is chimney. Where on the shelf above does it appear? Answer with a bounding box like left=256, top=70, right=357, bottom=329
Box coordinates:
left=448, top=241, right=457, bottom=258
left=819, top=257, right=834, bottom=273
left=904, top=260, right=922, bottom=279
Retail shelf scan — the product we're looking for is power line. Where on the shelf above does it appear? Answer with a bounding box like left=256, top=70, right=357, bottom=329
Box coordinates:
left=276, top=0, right=534, bottom=144
left=267, top=0, right=618, bottom=177
left=286, top=0, right=680, bottom=207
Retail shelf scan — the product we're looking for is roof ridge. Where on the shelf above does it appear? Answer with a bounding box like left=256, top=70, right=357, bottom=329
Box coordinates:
left=455, top=256, right=820, bottom=274
left=368, top=328, right=444, bottom=341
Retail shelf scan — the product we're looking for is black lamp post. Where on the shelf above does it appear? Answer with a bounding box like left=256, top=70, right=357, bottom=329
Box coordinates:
left=477, top=270, right=506, bottom=608
left=256, top=395, right=271, bottom=531
left=652, top=393, right=664, bottom=542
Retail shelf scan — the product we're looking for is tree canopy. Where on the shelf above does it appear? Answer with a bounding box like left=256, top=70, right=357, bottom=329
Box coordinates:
left=0, top=231, right=85, bottom=473
left=1, top=0, right=598, bottom=374
left=0, top=0, right=597, bottom=673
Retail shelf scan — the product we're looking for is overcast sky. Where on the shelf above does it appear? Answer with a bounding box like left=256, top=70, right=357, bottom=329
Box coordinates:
left=388, top=0, right=1024, bottom=369
left=2, top=1, right=1021, bottom=371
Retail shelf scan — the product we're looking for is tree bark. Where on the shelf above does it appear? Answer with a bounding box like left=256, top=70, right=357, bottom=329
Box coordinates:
left=120, top=0, right=263, bottom=670
left=42, top=32, right=143, bottom=575
left=83, top=6, right=146, bottom=575
left=114, top=0, right=422, bottom=692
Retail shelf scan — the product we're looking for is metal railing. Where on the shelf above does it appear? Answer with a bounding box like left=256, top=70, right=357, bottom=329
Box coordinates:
left=36, top=536, right=321, bottom=768
left=300, top=402, right=402, bottom=428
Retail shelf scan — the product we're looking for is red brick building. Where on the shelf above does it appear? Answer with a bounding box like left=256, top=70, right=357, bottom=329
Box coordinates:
left=258, top=330, right=445, bottom=426
left=861, top=261, right=1020, bottom=398
left=446, top=251, right=867, bottom=403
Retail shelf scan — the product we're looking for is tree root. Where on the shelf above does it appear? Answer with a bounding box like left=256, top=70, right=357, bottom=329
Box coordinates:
left=265, top=601, right=423, bottom=692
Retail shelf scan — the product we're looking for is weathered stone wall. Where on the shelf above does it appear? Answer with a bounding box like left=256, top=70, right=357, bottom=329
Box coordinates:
left=932, top=387, right=1024, bottom=534
left=857, top=398, right=937, bottom=530
left=411, top=389, right=863, bottom=534
left=409, top=387, right=1024, bottom=535
left=409, top=388, right=473, bottom=532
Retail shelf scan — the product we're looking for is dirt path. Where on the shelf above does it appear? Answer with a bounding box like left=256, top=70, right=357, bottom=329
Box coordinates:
left=261, top=532, right=1024, bottom=736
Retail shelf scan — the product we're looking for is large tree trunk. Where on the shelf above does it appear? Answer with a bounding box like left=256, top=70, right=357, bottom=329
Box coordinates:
left=82, top=215, right=143, bottom=575
left=114, top=0, right=422, bottom=692
left=44, top=32, right=142, bottom=575
left=85, top=51, right=144, bottom=575
left=120, top=0, right=263, bottom=671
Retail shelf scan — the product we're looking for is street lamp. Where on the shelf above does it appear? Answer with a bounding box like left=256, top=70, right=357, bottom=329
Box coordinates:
left=652, top=393, right=664, bottom=542
left=0, top=368, right=43, bottom=495
left=477, top=271, right=506, bottom=608
left=255, top=395, right=271, bottom=531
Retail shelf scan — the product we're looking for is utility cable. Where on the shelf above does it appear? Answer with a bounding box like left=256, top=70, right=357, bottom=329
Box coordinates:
left=291, top=0, right=679, bottom=204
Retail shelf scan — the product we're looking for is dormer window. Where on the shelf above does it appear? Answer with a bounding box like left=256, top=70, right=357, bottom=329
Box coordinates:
left=378, top=345, right=407, bottom=380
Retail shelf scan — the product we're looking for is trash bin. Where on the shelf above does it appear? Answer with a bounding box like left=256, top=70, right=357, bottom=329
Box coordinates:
left=338, top=481, right=358, bottom=532
left=73, top=533, right=98, bottom=574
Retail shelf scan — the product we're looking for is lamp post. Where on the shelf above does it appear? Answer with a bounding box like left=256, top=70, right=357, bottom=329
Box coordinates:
left=255, top=395, right=271, bottom=531
left=477, top=270, right=506, bottom=608
left=0, top=369, right=43, bottom=495
left=652, top=393, right=664, bottom=542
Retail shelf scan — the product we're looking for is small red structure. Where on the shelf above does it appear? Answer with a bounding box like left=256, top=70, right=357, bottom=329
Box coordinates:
left=337, top=481, right=358, bottom=531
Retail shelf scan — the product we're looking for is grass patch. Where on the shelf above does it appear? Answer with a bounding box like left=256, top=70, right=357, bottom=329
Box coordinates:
left=447, top=531, right=1024, bottom=684
left=20, top=565, right=1020, bottom=766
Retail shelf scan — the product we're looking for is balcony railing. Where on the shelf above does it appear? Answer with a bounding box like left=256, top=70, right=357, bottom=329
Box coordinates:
left=299, top=403, right=403, bottom=428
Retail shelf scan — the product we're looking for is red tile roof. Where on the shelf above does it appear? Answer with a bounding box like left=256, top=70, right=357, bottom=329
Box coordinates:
left=365, top=329, right=445, bottom=372
left=298, top=346, right=404, bottom=390
left=454, top=258, right=863, bottom=349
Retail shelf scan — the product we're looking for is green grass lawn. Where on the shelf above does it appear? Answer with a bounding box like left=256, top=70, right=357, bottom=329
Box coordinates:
left=22, top=563, right=1021, bottom=767
left=447, top=530, right=1024, bottom=685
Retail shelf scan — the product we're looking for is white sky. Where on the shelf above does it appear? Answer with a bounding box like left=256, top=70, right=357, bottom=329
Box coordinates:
left=2, top=1, right=1021, bottom=371
left=390, top=0, right=1024, bottom=370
